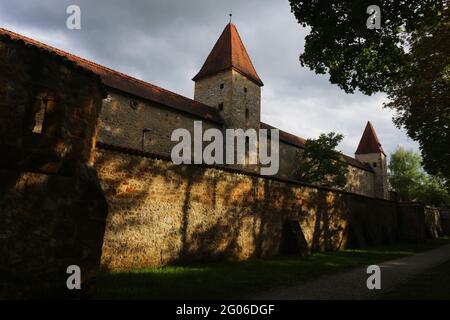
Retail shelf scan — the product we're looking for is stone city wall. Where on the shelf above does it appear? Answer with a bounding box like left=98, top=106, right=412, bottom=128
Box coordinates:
left=94, top=147, right=398, bottom=271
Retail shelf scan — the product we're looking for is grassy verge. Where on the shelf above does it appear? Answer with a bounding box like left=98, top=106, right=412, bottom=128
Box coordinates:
left=380, top=258, right=450, bottom=300
left=91, top=236, right=450, bottom=300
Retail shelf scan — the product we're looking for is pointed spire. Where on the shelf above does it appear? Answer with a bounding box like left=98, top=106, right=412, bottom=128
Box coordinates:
left=193, top=23, right=263, bottom=86
left=355, top=121, right=386, bottom=155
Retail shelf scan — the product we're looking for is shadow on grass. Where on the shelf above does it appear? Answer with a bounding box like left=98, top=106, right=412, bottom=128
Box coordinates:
left=90, top=237, right=450, bottom=300
left=380, top=259, right=450, bottom=300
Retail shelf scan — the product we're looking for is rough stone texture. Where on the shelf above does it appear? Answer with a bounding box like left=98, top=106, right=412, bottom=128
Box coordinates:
left=94, top=148, right=398, bottom=271
left=194, top=70, right=261, bottom=132
left=0, top=35, right=104, bottom=175
left=355, top=152, right=389, bottom=199
left=0, top=166, right=108, bottom=299
left=0, top=34, right=107, bottom=299
left=276, top=140, right=303, bottom=180
left=194, top=69, right=261, bottom=173
left=345, top=165, right=376, bottom=197
left=397, top=202, right=427, bottom=242
left=98, top=91, right=219, bottom=158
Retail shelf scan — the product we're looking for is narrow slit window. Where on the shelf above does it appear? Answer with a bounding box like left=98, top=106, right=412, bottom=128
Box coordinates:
left=245, top=108, right=249, bottom=119
left=32, top=97, right=48, bottom=134
left=220, top=83, right=224, bottom=90
left=218, top=103, right=224, bottom=111
left=245, top=136, right=250, bottom=165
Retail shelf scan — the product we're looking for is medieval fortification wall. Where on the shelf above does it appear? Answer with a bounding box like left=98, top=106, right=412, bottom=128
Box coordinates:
left=94, top=146, right=397, bottom=271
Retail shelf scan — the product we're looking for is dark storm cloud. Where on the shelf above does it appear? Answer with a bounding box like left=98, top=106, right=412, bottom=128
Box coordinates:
left=0, top=0, right=419, bottom=157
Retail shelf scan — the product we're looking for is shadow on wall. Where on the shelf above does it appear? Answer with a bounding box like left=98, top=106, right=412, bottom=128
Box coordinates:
left=0, top=33, right=107, bottom=299
left=0, top=165, right=108, bottom=299
left=94, top=151, right=263, bottom=267
left=95, top=148, right=399, bottom=271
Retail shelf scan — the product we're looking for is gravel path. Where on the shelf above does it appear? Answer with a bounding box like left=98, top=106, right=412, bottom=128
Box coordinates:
left=251, top=243, right=450, bottom=300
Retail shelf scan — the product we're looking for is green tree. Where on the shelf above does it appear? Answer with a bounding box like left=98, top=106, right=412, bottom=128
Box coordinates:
left=389, top=147, right=450, bottom=206
left=389, top=147, right=426, bottom=200
left=298, top=132, right=348, bottom=188
left=386, top=12, right=450, bottom=188
left=289, top=0, right=450, bottom=188
left=415, top=176, right=450, bottom=207
left=289, top=0, right=446, bottom=95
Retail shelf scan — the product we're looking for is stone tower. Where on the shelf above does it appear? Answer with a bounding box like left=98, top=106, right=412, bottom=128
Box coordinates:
left=193, top=23, right=264, bottom=171
left=355, top=121, right=389, bottom=199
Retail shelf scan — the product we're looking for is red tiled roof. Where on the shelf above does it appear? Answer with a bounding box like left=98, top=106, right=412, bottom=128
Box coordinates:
left=261, top=122, right=306, bottom=148
left=355, top=121, right=386, bottom=156
left=0, top=27, right=223, bottom=124
left=261, top=122, right=373, bottom=172
left=193, top=23, right=264, bottom=86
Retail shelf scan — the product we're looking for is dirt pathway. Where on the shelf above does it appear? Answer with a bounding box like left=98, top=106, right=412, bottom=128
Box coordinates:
left=251, top=243, right=450, bottom=300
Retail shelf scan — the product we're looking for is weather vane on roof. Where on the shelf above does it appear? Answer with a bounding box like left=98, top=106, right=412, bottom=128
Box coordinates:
left=229, top=10, right=233, bottom=23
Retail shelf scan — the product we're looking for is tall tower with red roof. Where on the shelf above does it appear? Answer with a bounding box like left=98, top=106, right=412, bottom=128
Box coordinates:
left=355, top=121, right=389, bottom=199
left=193, top=22, right=264, bottom=170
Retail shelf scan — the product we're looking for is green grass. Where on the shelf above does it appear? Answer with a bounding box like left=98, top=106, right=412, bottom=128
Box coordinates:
left=90, top=237, right=450, bottom=300
left=381, top=258, right=450, bottom=300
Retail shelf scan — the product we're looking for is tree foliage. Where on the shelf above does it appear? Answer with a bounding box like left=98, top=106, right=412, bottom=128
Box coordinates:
left=415, top=176, right=450, bottom=207
left=389, top=147, right=426, bottom=200
left=389, top=147, right=450, bottom=206
left=386, top=11, right=450, bottom=188
left=289, top=0, right=450, bottom=189
left=298, top=132, right=348, bottom=188
left=289, top=0, right=446, bottom=95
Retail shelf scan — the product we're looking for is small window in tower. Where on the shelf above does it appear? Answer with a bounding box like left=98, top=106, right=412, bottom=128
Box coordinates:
left=220, top=83, right=224, bottom=90
left=218, top=103, right=224, bottom=111
left=245, top=108, right=249, bottom=119
left=245, top=136, right=250, bottom=164
left=373, top=162, right=377, bottom=168
left=244, top=87, right=248, bottom=93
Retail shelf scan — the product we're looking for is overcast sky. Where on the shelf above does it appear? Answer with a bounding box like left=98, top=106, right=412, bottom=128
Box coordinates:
left=0, top=0, right=420, bottom=157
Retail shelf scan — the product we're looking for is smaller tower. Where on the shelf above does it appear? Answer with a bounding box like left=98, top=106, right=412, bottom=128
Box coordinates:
left=355, top=121, right=388, bottom=199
